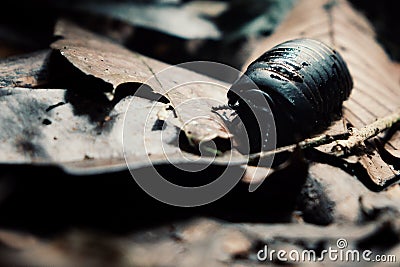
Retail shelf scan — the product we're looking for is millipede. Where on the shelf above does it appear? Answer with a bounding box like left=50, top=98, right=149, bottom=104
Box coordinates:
left=228, top=38, right=353, bottom=152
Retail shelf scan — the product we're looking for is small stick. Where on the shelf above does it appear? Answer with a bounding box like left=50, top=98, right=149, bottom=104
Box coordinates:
left=246, top=110, right=400, bottom=160
left=213, top=110, right=400, bottom=164
left=332, top=110, right=400, bottom=156
left=248, top=132, right=349, bottom=160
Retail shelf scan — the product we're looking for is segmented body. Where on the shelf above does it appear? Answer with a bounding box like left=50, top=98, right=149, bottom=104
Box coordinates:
left=228, top=38, right=353, bottom=151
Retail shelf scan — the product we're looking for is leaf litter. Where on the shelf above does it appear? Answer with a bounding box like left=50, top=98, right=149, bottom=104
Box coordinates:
left=1, top=1, right=400, bottom=266
left=245, top=0, right=400, bottom=186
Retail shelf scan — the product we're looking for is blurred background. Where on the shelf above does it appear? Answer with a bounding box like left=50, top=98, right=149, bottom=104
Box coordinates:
left=1, top=0, right=399, bottom=65
left=0, top=1, right=399, bottom=266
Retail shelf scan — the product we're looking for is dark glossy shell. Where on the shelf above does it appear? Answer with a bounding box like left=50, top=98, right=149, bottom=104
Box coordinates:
left=228, top=38, right=353, bottom=151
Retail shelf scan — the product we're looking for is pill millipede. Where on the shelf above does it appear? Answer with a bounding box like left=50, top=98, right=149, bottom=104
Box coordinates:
left=227, top=38, right=353, bottom=152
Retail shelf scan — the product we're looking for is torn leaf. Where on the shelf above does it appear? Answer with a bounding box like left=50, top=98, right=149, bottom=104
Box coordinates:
left=51, top=20, right=234, bottom=144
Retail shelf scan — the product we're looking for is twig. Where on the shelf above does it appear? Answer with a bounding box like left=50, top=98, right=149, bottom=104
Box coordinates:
left=248, top=132, right=349, bottom=160
left=332, top=110, right=400, bottom=156
left=246, top=110, right=400, bottom=160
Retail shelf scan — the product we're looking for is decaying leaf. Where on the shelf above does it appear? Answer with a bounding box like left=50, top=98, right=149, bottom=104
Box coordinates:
left=0, top=87, right=234, bottom=174
left=0, top=49, right=52, bottom=88
left=51, top=19, right=169, bottom=92
left=245, top=0, right=400, bottom=185
left=2, top=2, right=400, bottom=267
left=0, top=20, right=249, bottom=174
left=51, top=19, right=233, bottom=145
left=75, top=1, right=226, bottom=40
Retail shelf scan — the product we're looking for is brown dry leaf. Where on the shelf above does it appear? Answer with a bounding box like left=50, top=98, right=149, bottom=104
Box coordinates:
left=0, top=49, right=52, bottom=88
left=51, top=19, right=168, bottom=91
left=51, top=19, right=232, bottom=144
left=245, top=0, right=400, bottom=185
left=0, top=19, right=246, bottom=174
left=0, top=88, right=159, bottom=172
left=0, top=88, right=243, bottom=174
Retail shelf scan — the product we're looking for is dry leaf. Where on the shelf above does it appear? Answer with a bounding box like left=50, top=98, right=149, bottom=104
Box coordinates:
left=51, top=19, right=232, bottom=144
left=51, top=19, right=169, bottom=91
left=0, top=49, right=51, bottom=88
left=76, top=1, right=226, bottom=40
left=0, top=20, right=248, bottom=174
left=245, top=0, right=400, bottom=185
left=0, top=86, right=243, bottom=174
left=0, top=88, right=221, bottom=174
